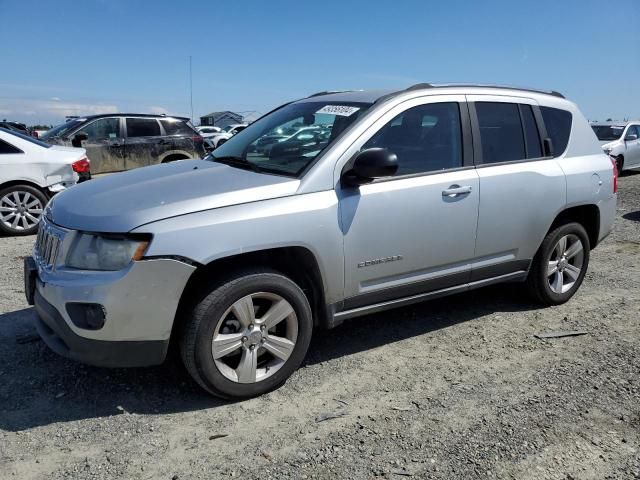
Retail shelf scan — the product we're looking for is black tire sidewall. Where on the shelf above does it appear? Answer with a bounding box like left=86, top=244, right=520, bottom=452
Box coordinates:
left=535, top=223, right=590, bottom=304
left=0, top=185, right=47, bottom=236
left=191, top=272, right=312, bottom=398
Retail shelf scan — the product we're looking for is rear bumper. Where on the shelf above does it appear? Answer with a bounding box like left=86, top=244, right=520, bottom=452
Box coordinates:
left=34, top=289, right=168, bottom=367
left=597, top=193, right=617, bottom=246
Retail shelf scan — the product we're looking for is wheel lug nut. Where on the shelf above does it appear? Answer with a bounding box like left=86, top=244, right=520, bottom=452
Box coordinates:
left=248, top=324, right=254, bottom=329
left=241, top=336, right=247, bottom=343
left=249, top=345, right=255, bottom=351
left=260, top=338, right=265, bottom=344
left=260, top=325, right=265, bottom=331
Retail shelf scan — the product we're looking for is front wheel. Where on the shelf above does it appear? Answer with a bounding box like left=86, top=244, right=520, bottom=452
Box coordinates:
left=616, top=155, right=624, bottom=174
left=526, top=222, right=590, bottom=305
left=180, top=269, right=313, bottom=399
left=0, top=185, right=47, bottom=236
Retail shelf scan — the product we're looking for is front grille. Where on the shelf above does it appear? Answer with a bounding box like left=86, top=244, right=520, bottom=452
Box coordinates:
left=34, top=220, right=65, bottom=269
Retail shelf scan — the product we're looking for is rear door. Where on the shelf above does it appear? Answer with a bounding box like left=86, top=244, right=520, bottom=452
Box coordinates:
left=468, top=96, right=566, bottom=278
left=73, top=117, right=124, bottom=174
left=124, top=117, right=164, bottom=169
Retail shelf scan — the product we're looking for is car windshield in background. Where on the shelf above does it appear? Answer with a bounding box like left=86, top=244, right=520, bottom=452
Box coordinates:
left=208, top=101, right=372, bottom=177
left=39, top=119, right=84, bottom=140
left=0, top=127, right=51, bottom=148
left=592, top=125, right=625, bottom=141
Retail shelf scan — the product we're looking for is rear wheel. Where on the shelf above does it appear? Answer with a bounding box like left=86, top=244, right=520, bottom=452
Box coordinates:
left=526, top=222, right=590, bottom=305
left=0, top=185, right=47, bottom=236
left=180, top=269, right=313, bottom=399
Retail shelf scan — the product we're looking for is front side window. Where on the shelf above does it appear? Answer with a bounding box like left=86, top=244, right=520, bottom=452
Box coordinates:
left=625, top=125, right=639, bottom=140
left=540, top=106, right=572, bottom=157
left=0, top=137, right=23, bottom=154
left=126, top=118, right=161, bottom=138
left=362, top=102, right=462, bottom=176
left=209, top=101, right=372, bottom=177
left=78, top=118, right=120, bottom=141
left=475, top=102, right=525, bottom=164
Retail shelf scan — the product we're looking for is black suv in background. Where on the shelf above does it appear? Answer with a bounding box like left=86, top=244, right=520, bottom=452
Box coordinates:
left=40, top=114, right=206, bottom=174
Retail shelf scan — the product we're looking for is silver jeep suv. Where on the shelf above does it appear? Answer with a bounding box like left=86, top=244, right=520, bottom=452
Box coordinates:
left=25, top=84, right=617, bottom=399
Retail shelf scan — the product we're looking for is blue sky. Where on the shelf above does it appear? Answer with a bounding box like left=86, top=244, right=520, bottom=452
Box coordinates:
left=1, top=0, right=638, bottom=125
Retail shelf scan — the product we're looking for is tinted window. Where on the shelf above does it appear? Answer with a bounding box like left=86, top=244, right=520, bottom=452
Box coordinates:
left=540, top=107, right=572, bottom=157
left=0, top=138, right=23, bottom=154
left=592, top=125, right=625, bottom=141
left=161, top=119, right=193, bottom=135
left=78, top=118, right=120, bottom=141
left=126, top=118, right=161, bottom=137
left=520, top=105, right=542, bottom=158
left=476, top=102, right=525, bottom=163
left=39, top=119, right=84, bottom=140
left=363, top=102, right=462, bottom=175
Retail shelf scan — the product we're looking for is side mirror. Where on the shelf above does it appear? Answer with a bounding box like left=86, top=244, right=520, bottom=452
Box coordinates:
left=71, top=132, right=88, bottom=147
left=625, top=133, right=638, bottom=142
left=342, top=148, right=398, bottom=186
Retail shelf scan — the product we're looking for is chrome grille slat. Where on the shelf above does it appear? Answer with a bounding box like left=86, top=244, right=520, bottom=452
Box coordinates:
left=34, top=219, right=64, bottom=270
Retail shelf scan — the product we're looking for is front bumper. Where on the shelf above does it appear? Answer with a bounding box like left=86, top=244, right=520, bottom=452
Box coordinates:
left=33, top=289, right=169, bottom=367
left=28, top=256, right=196, bottom=367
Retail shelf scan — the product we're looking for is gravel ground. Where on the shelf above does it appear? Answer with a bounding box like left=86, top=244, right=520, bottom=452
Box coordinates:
left=1, top=173, right=639, bottom=480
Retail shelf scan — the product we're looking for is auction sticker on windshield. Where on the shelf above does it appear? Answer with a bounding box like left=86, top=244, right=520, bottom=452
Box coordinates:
left=316, top=105, right=360, bottom=117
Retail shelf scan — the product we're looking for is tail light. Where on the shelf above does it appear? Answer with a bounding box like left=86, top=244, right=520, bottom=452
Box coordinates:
left=610, top=155, right=618, bottom=194
left=31, top=131, right=39, bottom=138
left=72, top=157, right=91, bottom=174
left=192, top=135, right=203, bottom=143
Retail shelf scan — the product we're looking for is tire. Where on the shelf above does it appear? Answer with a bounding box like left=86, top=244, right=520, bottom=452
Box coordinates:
left=0, top=184, right=47, bottom=236
left=526, top=222, right=590, bottom=306
left=616, top=155, right=624, bottom=175
left=179, top=268, right=313, bottom=399
left=216, top=138, right=227, bottom=148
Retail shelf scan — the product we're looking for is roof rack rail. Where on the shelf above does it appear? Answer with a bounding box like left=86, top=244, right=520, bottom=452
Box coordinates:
left=307, top=90, right=354, bottom=98
left=403, top=83, right=565, bottom=98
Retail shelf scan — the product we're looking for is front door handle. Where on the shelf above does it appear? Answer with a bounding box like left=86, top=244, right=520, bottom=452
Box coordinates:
left=442, top=185, right=472, bottom=197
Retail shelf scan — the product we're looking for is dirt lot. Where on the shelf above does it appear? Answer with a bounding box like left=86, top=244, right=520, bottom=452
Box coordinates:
left=1, top=174, right=639, bottom=480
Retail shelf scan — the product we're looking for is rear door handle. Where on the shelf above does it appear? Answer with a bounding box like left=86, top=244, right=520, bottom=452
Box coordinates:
left=442, top=185, right=472, bottom=197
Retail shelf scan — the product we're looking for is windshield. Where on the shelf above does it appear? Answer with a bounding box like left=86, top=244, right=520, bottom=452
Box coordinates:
left=0, top=127, right=52, bottom=148
left=40, top=119, right=84, bottom=140
left=208, top=101, right=372, bottom=177
left=592, top=125, right=625, bottom=141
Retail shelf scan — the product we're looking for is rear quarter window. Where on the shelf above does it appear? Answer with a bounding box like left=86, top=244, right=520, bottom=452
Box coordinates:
left=161, top=120, right=194, bottom=136
left=540, top=106, right=572, bottom=157
left=0, top=137, right=24, bottom=154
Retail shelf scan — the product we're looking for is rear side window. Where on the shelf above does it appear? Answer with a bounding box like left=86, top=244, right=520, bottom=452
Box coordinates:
left=520, top=105, right=543, bottom=159
left=0, top=138, right=23, bottom=154
left=363, top=102, right=463, bottom=176
left=475, top=102, right=525, bottom=163
left=161, top=120, right=194, bottom=135
left=126, top=118, right=161, bottom=137
left=540, top=106, right=572, bottom=157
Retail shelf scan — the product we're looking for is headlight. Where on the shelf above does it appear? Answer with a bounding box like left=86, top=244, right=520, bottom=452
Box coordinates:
left=66, top=233, right=150, bottom=271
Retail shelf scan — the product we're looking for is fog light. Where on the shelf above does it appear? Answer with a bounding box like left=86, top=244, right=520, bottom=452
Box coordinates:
left=66, top=303, right=106, bottom=330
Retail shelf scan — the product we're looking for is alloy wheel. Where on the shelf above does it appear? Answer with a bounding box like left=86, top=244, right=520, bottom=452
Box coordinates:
left=547, top=234, right=584, bottom=294
left=211, top=292, right=298, bottom=384
left=0, top=191, right=44, bottom=232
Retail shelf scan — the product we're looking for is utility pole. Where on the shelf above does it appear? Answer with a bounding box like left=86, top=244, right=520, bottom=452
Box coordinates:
left=189, top=55, right=194, bottom=124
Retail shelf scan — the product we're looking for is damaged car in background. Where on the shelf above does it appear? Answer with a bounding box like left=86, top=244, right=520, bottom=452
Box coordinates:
left=40, top=114, right=206, bottom=174
left=0, top=127, right=90, bottom=236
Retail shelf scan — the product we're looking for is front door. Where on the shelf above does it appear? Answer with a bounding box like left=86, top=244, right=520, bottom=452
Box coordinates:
left=339, top=97, right=479, bottom=309
left=624, top=125, right=640, bottom=167
left=74, top=117, right=124, bottom=174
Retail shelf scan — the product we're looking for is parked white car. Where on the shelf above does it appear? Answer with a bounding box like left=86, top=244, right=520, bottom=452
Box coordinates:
left=196, top=126, right=222, bottom=138
left=591, top=121, right=640, bottom=173
left=203, top=123, right=248, bottom=150
left=0, top=127, right=90, bottom=236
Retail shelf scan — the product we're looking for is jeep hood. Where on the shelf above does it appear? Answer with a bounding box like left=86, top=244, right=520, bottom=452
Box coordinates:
left=49, top=160, right=300, bottom=232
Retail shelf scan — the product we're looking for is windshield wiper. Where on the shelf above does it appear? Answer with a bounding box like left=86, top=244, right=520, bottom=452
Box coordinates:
left=212, top=156, right=262, bottom=173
